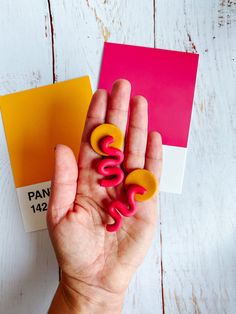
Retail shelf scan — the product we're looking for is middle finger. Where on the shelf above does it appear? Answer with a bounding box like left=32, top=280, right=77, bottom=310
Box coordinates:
left=105, top=79, right=131, bottom=137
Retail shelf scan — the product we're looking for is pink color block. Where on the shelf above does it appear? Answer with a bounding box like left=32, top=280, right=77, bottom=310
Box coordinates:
left=98, top=42, right=199, bottom=148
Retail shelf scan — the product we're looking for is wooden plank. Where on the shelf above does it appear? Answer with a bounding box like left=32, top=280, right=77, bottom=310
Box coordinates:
left=155, top=0, right=236, bottom=313
left=48, top=0, right=163, bottom=313
left=48, top=0, right=155, bottom=88
left=0, top=1, right=58, bottom=313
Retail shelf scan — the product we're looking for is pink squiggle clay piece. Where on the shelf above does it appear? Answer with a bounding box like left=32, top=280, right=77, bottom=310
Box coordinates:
left=97, top=135, right=124, bottom=187
left=106, top=184, right=147, bottom=232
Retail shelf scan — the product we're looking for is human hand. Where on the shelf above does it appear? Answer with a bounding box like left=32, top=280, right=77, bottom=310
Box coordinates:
left=47, top=79, right=162, bottom=313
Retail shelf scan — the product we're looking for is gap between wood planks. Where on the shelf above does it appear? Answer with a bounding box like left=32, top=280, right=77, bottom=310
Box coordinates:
left=159, top=202, right=165, bottom=314
left=153, top=0, right=157, bottom=48
left=45, top=0, right=165, bottom=311
left=47, top=0, right=56, bottom=83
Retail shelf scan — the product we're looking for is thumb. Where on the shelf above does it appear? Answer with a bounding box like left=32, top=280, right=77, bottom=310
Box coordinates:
left=47, top=144, right=78, bottom=231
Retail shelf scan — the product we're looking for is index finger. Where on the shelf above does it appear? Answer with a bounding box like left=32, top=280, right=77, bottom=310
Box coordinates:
left=77, top=89, right=108, bottom=169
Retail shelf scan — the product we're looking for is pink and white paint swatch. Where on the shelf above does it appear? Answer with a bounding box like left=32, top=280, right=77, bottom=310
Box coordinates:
left=98, top=42, right=199, bottom=193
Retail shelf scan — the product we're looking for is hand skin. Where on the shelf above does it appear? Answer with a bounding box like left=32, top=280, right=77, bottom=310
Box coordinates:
left=47, top=79, right=162, bottom=314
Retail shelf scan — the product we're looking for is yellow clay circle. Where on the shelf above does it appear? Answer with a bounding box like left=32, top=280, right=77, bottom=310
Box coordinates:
left=90, top=123, right=124, bottom=156
left=125, top=169, right=158, bottom=202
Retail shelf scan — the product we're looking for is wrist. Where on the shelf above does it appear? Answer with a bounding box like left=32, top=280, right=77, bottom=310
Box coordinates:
left=49, top=273, right=124, bottom=314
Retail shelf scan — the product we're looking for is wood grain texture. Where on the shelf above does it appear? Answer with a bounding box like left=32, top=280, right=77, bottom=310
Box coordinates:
left=48, top=0, right=162, bottom=313
left=0, top=1, right=58, bottom=313
left=155, top=0, right=236, bottom=313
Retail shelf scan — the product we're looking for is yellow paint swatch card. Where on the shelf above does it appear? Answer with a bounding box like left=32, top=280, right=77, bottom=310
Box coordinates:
left=0, top=76, right=92, bottom=232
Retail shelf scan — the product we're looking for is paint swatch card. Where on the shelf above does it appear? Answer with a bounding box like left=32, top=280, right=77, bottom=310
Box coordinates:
left=0, top=77, right=92, bottom=232
left=99, top=42, right=199, bottom=193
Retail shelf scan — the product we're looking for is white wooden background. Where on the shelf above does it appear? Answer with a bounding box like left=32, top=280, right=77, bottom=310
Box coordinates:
left=0, top=0, right=235, bottom=313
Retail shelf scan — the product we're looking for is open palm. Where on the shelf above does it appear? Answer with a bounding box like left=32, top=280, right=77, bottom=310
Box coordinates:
left=47, top=79, right=162, bottom=304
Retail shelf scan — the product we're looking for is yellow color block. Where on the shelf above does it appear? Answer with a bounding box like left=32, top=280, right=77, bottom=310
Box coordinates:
left=0, top=77, right=92, bottom=188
